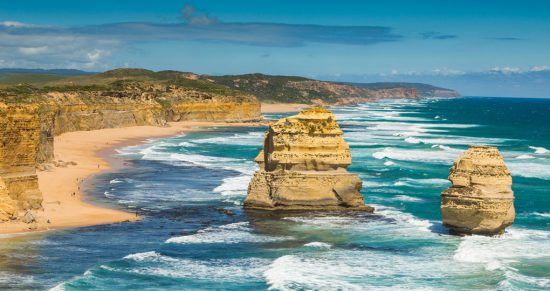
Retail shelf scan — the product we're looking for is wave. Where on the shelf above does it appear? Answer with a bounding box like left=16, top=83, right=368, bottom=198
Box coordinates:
left=529, top=146, right=549, bottom=154
left=165, top=222, right=293, bottom=244
left=214, top=175, right=251, bottom=196
left=507, top=161, right=550, bottom=180
left=109, top=178, right=123, bottom=184
left=123, top=251, right=177, bottom=262
left=404, top=136, right=509, bottom=146
left=303, top=242, right=332, bottom=249
left=392, top=195, right=424, bottom=202
left=192, top=131, right=264, bottom=146
left=372, top=147, right=460, bottom=164
left=372, top=204, right=434, bottom=232
left=531, top=212, right=550, bottom=218
left=453, top=228, right=550, bottom=287
left=98, top=257, right=271, bottom=283
left=284, top=204, right=434, bottom=233
left=515, top=154, right=535, bottom=160
left=393, top=178, right=450, bottom=188
left=404, top=137, right=422, bottom=144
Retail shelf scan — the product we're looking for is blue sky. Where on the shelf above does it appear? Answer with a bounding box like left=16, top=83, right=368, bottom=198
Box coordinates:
left=1, top=0, right=549, bottom=97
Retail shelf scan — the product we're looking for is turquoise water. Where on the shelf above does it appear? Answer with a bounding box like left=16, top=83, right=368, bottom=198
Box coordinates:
left=1, top=97, right=549, bottom=290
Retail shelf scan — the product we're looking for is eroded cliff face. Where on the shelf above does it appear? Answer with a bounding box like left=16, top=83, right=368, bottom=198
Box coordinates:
left=27, top=83, right=260, bottom=164
left=441, top=145, right=515, bottom=235
left=244, top=108, right=373, bottom=211
left=0, top=103, right=43, bottom=221
left=0, top=81, right=261, bottom=222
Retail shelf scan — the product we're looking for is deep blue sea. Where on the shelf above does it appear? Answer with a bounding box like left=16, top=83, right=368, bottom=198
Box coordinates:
left=1, top=97, right=549, bottom=290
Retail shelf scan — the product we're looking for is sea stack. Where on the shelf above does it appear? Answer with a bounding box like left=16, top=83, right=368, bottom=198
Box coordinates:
left=244, top=108, right=373, bottom=211
left=441, top=145, right=515, bottom=235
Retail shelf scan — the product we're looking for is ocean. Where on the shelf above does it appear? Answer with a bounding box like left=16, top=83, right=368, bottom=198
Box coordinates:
left=1, top=97, right=549, bottom=290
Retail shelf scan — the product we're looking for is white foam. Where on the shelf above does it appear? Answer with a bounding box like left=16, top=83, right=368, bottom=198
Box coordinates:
left=193, top=131, right=264, bottom=146
left=404, top=137, right=422, bottom=144
left=383, top=160, right=395, bottom=166
left=213, top=175, right=252, bottom=196
left=373, top=204, right=434, bottom=232
left=123, top=251, right=172, bottom=262
left=372, top=147, right=460, bottom=164
left=303, top=242, right=332, bottom=249
left=515, top=154, right=535, bottom=160
left=393, top=195, right=424, bottom=202
left=102, top=257, right=271, bottom=282
left=529, top=146, right=549, bottom=154
left=531, top=212, right=550, bottom=218
left=109, top=178, right=123, bottom=184
left=165, top=222, right=293, bottom=244
left=393, top=178, right=450, bottom=188
left=453, top=228, right=550, bottom=272
left=507, top=161, right=550, bottom=180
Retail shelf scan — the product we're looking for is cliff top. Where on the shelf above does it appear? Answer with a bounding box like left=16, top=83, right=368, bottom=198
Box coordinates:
left=1, top=68, right=460, bottom=104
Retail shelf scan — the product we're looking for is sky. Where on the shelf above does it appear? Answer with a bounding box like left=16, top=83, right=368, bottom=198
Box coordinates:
left=1, top=0, right=549, bottom=97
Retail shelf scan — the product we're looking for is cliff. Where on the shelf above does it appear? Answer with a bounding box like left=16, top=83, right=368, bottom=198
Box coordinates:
left=0, top=103, right=43, bottom=221
left=441, top=145, right=515, bottom=235
left=209, top=74, right=460, bottom=104
left=1, top=69, right=460, bottom=105
left=0, top=70, right=261, bottom=222
left=244, top=108, right=373, bottom=211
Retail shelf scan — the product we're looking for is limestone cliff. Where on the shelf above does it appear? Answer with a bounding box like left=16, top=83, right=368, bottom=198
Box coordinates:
left=0, top=103, right=43, bottom=221
left=441, top=145, right=515, bottom=235
left=0, top=73, right=261, bottom=222
left=244, top=108, right=373, bottom=211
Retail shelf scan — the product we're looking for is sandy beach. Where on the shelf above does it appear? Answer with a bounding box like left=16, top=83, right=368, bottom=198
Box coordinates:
left=0, top=120, right=264, bottom=237
left=0, top=103, right=300, bottom=237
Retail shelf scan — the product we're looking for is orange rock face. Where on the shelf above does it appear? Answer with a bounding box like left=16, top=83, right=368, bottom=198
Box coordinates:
left=441, top=146, right=515, bottom=235
left=244, top=108, right=373, bottom=211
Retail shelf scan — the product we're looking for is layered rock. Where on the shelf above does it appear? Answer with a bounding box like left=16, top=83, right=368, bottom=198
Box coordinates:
left=441, top=145, right=515, bottom=235
left=244, top=108, right=372, bottom=211
left=0, top=103, right=43, bottom=221
left=0, top=79, right=261, bottom=221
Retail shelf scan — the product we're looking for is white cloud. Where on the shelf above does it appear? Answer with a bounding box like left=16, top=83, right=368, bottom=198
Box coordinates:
left=431, top=68, right=465, bottom=76
left=529, top=66, right=550, bottom=72
left=489, top=66, right=521, bottom=74
left=84, top=49, right=110, bottom=68
left=18, top=46, right=48, bottom=55
left=0, top=21, right=27, bottom=27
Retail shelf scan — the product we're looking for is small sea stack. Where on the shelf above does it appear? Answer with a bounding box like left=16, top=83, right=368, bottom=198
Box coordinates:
left=244, top=108, right=373, bottom=212
left=441, top=145, right=515, bottom=235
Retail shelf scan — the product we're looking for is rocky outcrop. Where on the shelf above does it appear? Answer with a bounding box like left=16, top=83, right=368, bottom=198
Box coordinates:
left=244, top=108, right=373, bottom=211
left=441, top=145, right=515, bottom=235
left=0, top=103, right=43, bottom=221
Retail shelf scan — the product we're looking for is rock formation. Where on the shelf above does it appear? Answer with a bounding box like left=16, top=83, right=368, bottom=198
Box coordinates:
left=244, top=108, right=373, bottom=211
left=0, top=103, right=43, bottom=221
left=0, top=73, right=261, bottom=222
left=441, top=145, right=515, bottom=235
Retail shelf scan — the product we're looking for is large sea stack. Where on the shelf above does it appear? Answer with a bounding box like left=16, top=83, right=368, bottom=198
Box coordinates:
left=244, top=108, right=373, bottom=211
left=441, top=145, right=515, bottom=235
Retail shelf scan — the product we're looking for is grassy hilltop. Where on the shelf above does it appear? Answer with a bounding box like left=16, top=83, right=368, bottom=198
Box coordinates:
left=0, top=68, right=460, bottom=104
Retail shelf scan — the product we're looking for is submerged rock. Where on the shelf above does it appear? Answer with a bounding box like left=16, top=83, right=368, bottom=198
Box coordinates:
left=441, top=145, right=515, bottom=235
left=244, top=108, right=373, bottom=211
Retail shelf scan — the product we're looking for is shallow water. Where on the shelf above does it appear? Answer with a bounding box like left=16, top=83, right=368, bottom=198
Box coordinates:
left=1, top=97, right=549, bottom=290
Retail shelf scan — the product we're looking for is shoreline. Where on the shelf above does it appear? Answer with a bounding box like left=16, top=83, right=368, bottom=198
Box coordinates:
left=0, top=120, right=264, bottom=237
